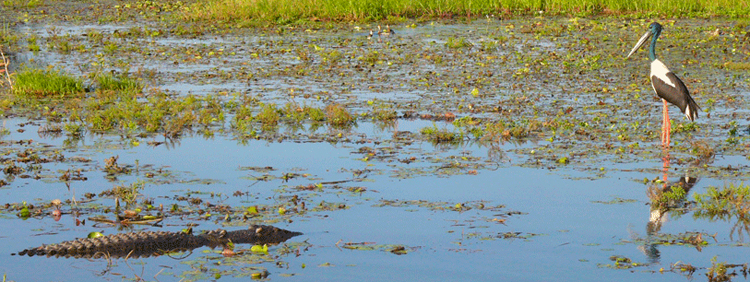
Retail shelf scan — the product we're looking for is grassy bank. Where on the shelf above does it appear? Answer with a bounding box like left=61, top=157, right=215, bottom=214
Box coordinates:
left=182, top=0, right=749, bottom=25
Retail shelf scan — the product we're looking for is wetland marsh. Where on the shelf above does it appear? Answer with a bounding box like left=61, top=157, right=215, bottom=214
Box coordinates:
left=1, top=0, right=750, bottom=281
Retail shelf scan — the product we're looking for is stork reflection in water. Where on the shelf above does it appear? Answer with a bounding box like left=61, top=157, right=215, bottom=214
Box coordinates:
left=633, top=153, right=699, bottom=263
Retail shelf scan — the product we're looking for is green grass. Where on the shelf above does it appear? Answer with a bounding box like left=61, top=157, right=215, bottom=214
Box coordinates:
left=182, top=0, right=750, bottom=26
left=13, top=68, right=84, bottom=98
left=97, top=73, right=142, bottom=93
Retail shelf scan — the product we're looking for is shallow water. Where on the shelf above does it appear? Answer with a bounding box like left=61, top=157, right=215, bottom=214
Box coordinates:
left=1, top=123, right=748, bottom=281
left=2, top=5, right=750, bottom=281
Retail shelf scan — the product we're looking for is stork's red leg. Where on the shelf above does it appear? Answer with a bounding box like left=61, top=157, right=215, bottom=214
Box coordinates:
left=663, top=99, right=670, bottom=147
left=662, top=151, right=670, bottom=188
left=661, top=100, right=667, bottom=146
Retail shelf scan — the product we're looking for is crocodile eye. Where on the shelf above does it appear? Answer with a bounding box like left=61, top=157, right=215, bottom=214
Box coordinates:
left=255, top=227, right=263, bottom=234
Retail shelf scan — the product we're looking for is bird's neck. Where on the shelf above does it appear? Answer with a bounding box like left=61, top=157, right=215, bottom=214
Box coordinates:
left=648, top=32, right=659, bottom=61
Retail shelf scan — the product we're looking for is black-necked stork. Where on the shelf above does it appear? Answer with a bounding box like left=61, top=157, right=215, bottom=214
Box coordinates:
left=627, top=22, right=700, bottom=147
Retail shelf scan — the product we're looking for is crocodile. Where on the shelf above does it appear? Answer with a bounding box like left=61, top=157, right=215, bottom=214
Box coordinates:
left=14, top=224, right=301, bottom=259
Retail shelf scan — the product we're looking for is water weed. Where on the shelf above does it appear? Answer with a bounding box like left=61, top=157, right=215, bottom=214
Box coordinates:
left=694, top=183, right=750, bottom=219
left=704, top=256, right=748, bottom=282
left=100, top=181, right=145, bottom=207
left=421, top=123, right=461, bottom=144
left=325, top=103, right=354, bottom=128
left=694, top=183, right=750, bottom=240
left=258, top=103, right=281, bottom=129
left=445, top=37, right=473, bottom=49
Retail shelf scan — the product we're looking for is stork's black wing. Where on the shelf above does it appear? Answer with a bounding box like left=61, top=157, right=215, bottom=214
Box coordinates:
left=651, top=72, right=700, bottom=121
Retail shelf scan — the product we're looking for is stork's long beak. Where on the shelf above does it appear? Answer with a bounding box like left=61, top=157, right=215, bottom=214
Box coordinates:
left=627, top=31, right=652, bottom=58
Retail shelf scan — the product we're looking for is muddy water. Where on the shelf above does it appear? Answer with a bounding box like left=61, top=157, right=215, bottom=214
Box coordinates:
left=2, top=8, right=750, bottom=281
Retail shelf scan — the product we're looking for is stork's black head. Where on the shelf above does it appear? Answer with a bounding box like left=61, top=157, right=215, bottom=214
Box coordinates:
left=628, top=22, right=665, bottom=60
left=649, top=22, right=663, bottom=36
